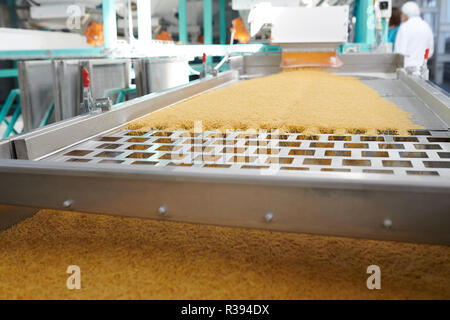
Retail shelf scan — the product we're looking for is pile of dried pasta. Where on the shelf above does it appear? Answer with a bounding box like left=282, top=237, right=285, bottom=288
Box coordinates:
left=0, top=210, right=449, bottom=299
left=127, top=69, right=422, bottom=136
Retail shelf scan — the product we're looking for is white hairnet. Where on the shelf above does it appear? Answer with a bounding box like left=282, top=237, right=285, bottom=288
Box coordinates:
left=401, top=1, right=421, bottom=18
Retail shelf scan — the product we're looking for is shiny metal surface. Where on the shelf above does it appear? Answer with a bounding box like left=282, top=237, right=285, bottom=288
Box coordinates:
left=43, top=129, right=450, bottom=179
left=11, top=71, right=239, bottom=160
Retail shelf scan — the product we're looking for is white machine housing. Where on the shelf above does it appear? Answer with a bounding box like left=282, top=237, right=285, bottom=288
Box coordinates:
left=248, top=4, right=349, bottom=52
left=270, top=6, right=349, bottom=45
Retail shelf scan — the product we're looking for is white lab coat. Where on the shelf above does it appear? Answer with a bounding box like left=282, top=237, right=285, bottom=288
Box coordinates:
left=394, top=16, right=434, bottom=68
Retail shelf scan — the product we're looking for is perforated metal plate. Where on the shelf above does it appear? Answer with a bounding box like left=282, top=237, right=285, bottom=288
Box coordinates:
left=44, top=129, right=450, bottom=178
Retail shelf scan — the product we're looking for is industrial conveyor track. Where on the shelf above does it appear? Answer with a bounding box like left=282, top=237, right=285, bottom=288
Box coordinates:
left=0, top=54, right=449, bottom=245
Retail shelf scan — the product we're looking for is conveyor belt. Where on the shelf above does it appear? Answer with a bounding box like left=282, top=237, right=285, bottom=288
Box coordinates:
left=1, top=55, right=449, bottom=244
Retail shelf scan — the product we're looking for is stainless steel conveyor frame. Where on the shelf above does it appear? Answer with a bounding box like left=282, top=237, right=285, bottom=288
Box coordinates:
left=0, top=54, right=449, bottom=245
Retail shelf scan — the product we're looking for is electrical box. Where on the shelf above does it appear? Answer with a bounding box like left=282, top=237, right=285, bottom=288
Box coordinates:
left=377, top=0, right=392, bottom=19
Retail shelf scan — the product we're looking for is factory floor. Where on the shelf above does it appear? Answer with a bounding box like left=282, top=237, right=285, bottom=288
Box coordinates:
left=0, top=209, right=449, bottom=300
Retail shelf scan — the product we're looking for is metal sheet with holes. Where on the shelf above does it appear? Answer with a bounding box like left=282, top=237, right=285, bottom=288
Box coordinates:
left=44, top=130, right=450, bottom=178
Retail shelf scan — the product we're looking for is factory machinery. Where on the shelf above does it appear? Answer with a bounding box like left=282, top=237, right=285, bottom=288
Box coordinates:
left=0, top=2, right=449, bottom=246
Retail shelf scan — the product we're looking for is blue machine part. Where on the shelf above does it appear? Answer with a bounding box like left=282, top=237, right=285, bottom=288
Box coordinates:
left=355, top=0, right=376, bottom=44
left=342, top=0, right=390, bottom=53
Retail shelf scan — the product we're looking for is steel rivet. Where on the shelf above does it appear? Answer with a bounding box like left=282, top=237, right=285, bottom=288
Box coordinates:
left=63, top=199, right=73, bottom=208
left=265, top=212, right=274, bottom=222
left=383, top=218, right=392, bottom=230
left=158, top=205, right=167, bottom=215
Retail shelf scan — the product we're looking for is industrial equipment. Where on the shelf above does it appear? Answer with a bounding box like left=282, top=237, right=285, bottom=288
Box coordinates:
left=247, top=4, right=349, bottom=67
left=17, top=58, right=133, bottom=130
left=0, top=1, right=449, bottom=247
left=0, top=52, right=449, bottom=245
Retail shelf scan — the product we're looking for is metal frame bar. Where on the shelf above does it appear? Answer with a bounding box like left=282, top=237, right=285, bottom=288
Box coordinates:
left=102, top=0, right=117, bottom=50
left=105, top=86, right=137, bottom=104
left=0, top=138, right=13, bottom=159
left=0, top=45, right=280, bottom=60
left=4, top=103, right=21, bottom=138
left=0, top=68, right=18, bottom=78
left=39, top=101, right=55, bottom=128
left=0, top=159, right=449, bottom=244
left=354, top=0, right=376, bottom=44
left=219, top=0, right=227, bottom=45
left=7, top=0, right=17, bottom=28
left=203, top=0, right=213, bottom=65
left=178, top=0, right=188, bottom=43
left=433, top=0, right=449, bottom=85
left=0, top=48, right=104, bottom=60
left=203, top=0, right=213, bottom=45
left=0, top=89, right=20, bottom=138
left=137, top=0, right=152, bottom=42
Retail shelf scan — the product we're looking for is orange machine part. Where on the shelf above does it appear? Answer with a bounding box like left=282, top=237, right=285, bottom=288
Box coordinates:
left=230, top=17, right=250, bottom=44
left=281, top=51, right=343, bottom=68
left=85, top=21, right=104, bottom=46
left=157, top=31, right=174, bottom=41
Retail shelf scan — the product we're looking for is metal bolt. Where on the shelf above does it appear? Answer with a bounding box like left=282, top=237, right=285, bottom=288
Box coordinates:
left=265, top=212, right=274, bottom=222
left=383, top=218, right=392, bottom=230
left=158, top=205, right=167, bottom=215
left=63, top=199, right=73, bottom=208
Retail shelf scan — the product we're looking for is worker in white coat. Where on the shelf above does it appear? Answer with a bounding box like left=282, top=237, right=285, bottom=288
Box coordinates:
left=394, top=1, right=434, bottom=69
